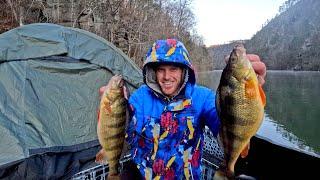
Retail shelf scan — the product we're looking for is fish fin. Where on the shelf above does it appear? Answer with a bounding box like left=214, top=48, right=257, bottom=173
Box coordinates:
left=213, top=170, right=224, bottom=180
left=107, top=174, right=121, bottom=180
left=103, top=100, right=112, bottom=113
left=258, top=85, right=266, bottom=107
left=97, top=109, right=100, bottom=122
left=245, top=80, right=257, bottom=99
left=240, top=142, right=250, bottom=158
left=95, top=149, right=108, bottom=165
left=213, top=169, right=234, bottom=180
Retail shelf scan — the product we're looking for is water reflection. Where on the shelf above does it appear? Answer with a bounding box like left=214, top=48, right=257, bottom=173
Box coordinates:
left=258, top=113, right=319, bottom=157
left=197, top=70, right=320, bottom=156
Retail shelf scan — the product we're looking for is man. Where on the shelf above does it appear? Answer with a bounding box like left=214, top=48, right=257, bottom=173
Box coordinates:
left=100, top=39, right=266, bottom=179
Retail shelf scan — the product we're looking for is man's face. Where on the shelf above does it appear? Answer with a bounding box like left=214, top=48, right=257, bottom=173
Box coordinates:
left=155, top=64, right=183, bottom=97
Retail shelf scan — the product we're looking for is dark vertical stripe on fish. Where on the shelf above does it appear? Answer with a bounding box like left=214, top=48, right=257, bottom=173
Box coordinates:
left=104, top=141, right=125, bottom=151
left=108, top=153, right=123, bottom=162
left=225, top=129, right=246, bottom=142
left=224, top=113, right=256, bottom=126
left=224, top=95, right=236, bottom=106
left=106, top=119, right=126, bottom=128
left=103, top=131, right=125, bottom=141
left=109, top=111, right=126, bottom=118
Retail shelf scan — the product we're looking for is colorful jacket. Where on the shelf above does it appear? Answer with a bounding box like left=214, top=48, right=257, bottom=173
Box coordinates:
left=126, top=39, right=220, bottom=179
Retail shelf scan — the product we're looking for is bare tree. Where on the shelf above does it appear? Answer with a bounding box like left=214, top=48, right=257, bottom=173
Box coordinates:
left=0, top=0, right=213, bottom=71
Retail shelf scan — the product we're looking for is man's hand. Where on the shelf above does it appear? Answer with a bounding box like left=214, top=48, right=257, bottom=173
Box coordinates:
left=246, top=54, right=266, bottom=86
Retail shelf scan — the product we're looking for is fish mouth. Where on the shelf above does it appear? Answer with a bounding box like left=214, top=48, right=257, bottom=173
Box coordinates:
left=234, top=44, right=246, bottom=55
left=111, top=75, right=124, bottom=88
left=228, top=44, right=253, bottom=70
left=230, top=44, right=246, bottom=59
left=117, top=79, right=124, bottom=87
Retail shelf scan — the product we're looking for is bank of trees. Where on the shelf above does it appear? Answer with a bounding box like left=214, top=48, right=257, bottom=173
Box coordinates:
left=1, top=0, right=213, bottom=71
left=278, top=0, right=301, bottom=13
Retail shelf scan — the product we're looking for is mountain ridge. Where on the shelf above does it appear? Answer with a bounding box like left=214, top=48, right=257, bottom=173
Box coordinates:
left=209, top=0, right=320, bottom=71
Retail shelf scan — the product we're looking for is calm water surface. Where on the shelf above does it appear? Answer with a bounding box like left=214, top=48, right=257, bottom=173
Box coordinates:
left=198, top=70, right=320, bottom=157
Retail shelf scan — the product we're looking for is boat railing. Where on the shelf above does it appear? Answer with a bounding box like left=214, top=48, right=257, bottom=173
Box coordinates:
left=72, top=127, right=223, bottom=180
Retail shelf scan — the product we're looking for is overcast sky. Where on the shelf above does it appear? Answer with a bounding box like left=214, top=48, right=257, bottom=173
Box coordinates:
left=192, top=0, right=286, bottom=46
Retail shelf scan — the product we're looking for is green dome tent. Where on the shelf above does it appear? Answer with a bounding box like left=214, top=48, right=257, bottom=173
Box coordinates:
left=0, top=23, right=143, bottom=179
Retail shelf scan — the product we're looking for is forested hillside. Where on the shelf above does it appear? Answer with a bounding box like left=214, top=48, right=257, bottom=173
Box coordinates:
left=3, top=0, right=319, bottom=71
left=209, top=0, right=320, bottom=71
left=208, top=41, right=246, bottom=70
left=246, top=0, right=320, bottom=71
left=0, top=0, right=213, bottom=71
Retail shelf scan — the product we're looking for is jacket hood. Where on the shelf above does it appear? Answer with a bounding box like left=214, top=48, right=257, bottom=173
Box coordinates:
left=142, top=39, right=196, bottom=98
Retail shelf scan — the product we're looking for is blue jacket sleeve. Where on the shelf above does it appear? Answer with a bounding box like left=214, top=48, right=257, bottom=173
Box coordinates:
left=125, top=90, right=144, bottom=150
left=201, top=90, right=220, bottom=137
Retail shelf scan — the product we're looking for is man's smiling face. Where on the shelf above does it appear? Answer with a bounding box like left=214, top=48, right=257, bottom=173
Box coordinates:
left=155, top=64, right=183, bottom=97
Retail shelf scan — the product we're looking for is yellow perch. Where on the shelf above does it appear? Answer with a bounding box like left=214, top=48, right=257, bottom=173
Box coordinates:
left=96, top=75, right=127, bottom=179
left=214, top=44, right=266, bottom=179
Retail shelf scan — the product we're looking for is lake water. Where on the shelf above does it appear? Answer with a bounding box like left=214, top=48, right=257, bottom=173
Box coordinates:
left=198, top=70, right=320, bottom=157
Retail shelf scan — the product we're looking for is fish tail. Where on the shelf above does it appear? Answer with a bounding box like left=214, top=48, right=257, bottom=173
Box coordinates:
left=213, top=169, right=235, bottom=180
left=107, top=175, right=120, bottom=180
left=108, top=160, right=121, bottom=176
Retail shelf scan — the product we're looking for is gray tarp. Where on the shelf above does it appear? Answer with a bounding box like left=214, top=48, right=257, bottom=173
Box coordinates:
left=0, top=23, right=142, bottom=178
